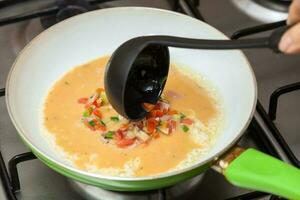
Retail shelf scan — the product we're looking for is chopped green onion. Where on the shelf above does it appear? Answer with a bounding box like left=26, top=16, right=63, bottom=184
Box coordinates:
left=83, top=111, right=90, bottom=117
left=88, top=120, right=96, bottom=127
left=110, top=116, right=119, bottom=122
left=104, top=131, right=115, bottom=139
left=181, top=125, right=189, bottom=132
left=180, top=113, right=186, bottom=120
left=99, top=120, right=106, bottom=126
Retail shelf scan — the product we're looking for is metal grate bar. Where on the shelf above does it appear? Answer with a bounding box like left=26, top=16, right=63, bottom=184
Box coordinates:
left=8, top=152, right=36, bottom=192
left=179, top=0, right=204, bottom=21
left=0, top=0, right=113, bottom=27
left=257, top=101, right=300, bottom=167
left=268, top=82, right=300, bottom=120
left=250, top=116, right=280, bottom=158
left=0, top=88, right=5, bottom=97
left=0, top=152, right=16, bottom=200
left=226, top=191, right=268, bottom=200
left=0, top=6, right=58, bottom=26
left=0, top=0, right=32, bottom=9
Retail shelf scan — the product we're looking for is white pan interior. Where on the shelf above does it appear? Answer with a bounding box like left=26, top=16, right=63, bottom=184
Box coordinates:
left=6, top=7, right=256, bottom=179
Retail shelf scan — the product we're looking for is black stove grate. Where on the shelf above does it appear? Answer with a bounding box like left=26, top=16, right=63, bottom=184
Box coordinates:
left=0, top=0, right=298, bottom=200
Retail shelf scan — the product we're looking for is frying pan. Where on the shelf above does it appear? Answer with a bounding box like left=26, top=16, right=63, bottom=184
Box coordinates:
left=6, top=7, right=300, bottom=199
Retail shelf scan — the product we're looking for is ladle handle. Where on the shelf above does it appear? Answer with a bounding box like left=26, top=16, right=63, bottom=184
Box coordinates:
left=141, top=26, right=289, bottom=52
left=268, top=26, right=289, bottom=52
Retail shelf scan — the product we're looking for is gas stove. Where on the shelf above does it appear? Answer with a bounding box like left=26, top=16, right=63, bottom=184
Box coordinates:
left=0, top=0, right=300, bottom=200
left=231, top=0, right=289, bottom=23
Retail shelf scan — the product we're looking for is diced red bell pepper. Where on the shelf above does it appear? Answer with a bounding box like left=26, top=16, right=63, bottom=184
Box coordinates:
left=78, top=97, right=88, bottom=104
left=147, top=118, right=158, bottom=133
left=114, top=129, right=124, bottom=141
left=148, top=110, right=164, bottom=118
left=181, top=118, right=194, bottom=125
left=153, top=103, right=161, bottom=110
left=95, top=124, right=106, bottom=132
left=117, top=138, right=135, bottom=148
left=92, top=100, right=100, bottom=108
left=93, top=109, right=102, bottom=119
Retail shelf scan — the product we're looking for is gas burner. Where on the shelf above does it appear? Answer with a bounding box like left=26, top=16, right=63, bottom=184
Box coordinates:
left=69, top=175, right=204, bottom=200
left=231, top=0, right=289, bottom=23
left=254, top=0, right=291, bottom=12
left=10, top=0, right=101, bottom=55
left=41, top=0, right=98, bottom=29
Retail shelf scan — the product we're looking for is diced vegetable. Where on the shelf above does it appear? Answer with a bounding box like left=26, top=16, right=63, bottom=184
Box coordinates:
left=120, top=123, right=129, bottom=131
left=181, top=118, right=193, bottom=125
left=93, top=101, right=100, bottom=108
left=157, top=127, right=169, bottom=135
left=95, top=124, right=107, bottom=131
left=83, top=120, right=95, bottom=131
left=179, top=112, right=186, bottom=120
left=151, top=131, right=160, bottom=139
left=79, top=88, right=195, bottom=148
left=117, top=138, right=135, bottom=148
left=110, top=116, right=119, bottom=122
left=99, top=120, right=106, bottom=126
left=136, top=121, right=144, bottom=129
left=78, top=97, right=88, bottom=104
left=147, top=118, right=158, bottom=133
left=88, top=120, right=96, bottom=127
left=126, top=131, right=136, bottom=139
left=93, top=109, right=102, bottom=118
left=181, top=125, right=189, bottom=132
left=167, top=120, right=177, bottom=134
left=100, top=92, right=109, bottom=105
left=136, top=130, right=150, bottom=142
left=143, top=103, right=155, bottom=112
left=149, top=110, right=164, bottom=118
left=88, top=94, right=99, bottom=104
left=96, top=88, right=104, bottom=94
left=167, top=109, right=178, bottom=115
left=159, top=101, right=170, bottom=111
left=104, top=131, right=115, bottom=139
left=114, top=130, right=124, bottom=141
left=82, top=111, right=90, bottom=117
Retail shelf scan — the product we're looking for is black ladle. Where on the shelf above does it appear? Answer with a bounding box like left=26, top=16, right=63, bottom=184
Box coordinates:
left=104, top=26, right=288, bottom=120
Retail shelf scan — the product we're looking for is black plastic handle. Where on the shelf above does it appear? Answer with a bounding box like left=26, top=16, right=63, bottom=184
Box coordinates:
left=137, top=26, right=289, bottom=53
left=269, top=26, right=289, bottom=52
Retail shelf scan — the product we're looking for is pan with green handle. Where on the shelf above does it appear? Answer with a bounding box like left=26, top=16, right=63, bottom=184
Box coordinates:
left=5, top=7, right=300, bottom=199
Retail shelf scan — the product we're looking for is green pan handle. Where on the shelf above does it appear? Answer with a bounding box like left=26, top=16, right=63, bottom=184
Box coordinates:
left=224, top=148, right=300, bottom=200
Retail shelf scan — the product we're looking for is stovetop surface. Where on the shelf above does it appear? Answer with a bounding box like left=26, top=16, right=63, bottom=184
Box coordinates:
left=0, top=0, right=299, bottom=199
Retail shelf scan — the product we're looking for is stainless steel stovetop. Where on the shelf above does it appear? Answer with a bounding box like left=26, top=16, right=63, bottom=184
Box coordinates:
left=0, top=0, right=299, bottom=200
